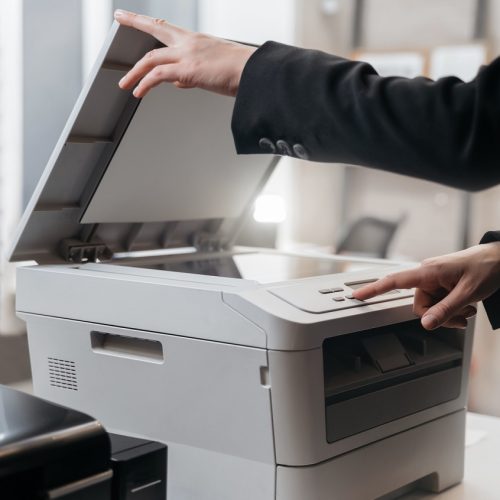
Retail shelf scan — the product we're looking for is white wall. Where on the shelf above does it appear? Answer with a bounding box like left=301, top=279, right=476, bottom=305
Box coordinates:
left=199, top=0, right=296, bottom=44
left=363, top=0, right=476, bottom=49
left=0, top=1, right=24, bottom=334
left=82, top=0, right=113, bottom=79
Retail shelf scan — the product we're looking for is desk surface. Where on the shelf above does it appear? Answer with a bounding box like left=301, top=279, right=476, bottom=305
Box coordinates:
left=402, top=412, right=500, bottom=499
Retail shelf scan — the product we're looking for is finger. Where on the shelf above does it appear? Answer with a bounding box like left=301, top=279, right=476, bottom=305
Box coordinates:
left=174, top=81, right=194, bottom=89
left=459, top=304, right=477, bottom=319
left=413, top=291, right=476, bottom=324
left=413, top=287, right=440, bottom=317
left=353, top=267, right=422, bottom=300
left=114, top=10, right=182, bottom=45
left=421, top=284, right=472, bottom=330
left=442, top=316, right=468, bottom=329
left=442, top=305, right=477, bottom=327
left=133, top=64, right=181, bottom=98
left=119, top=47, right=179, bottom=90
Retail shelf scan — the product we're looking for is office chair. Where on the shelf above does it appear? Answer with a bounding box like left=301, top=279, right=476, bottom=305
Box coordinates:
left=336, top=214, right=406, bottom=259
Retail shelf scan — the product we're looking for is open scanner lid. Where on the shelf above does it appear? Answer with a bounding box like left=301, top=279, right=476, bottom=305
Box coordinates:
left=9, top=23, right=278, bottom=264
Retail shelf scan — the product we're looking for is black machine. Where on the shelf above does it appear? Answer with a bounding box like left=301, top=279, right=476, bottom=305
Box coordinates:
left=0, top=385, right=166, bottom=499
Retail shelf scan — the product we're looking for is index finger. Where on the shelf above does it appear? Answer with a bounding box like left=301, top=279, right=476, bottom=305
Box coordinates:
left=353, top=267, right=422, bottom=300
left=114, top=10, right=180, bottom=45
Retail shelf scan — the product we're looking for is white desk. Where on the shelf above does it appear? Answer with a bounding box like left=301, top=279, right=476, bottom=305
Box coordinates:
left=402, top=412, right=500, bottom=499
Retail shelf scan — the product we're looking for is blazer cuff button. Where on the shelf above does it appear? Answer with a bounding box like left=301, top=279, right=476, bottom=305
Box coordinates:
left=258, top=138, right=277, bottom=154
left=276, top=139, right=293, bottom=156
left=293, top=143, right=309, bottom=160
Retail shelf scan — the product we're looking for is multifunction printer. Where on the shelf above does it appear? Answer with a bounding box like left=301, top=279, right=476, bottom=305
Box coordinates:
left=9, top=23, right=474, bottom=500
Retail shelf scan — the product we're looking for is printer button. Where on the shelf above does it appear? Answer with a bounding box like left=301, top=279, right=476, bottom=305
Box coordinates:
left=331, top=287, right=344, bottom=293
left=319, top=288, right=333, bottom=294
left=333, top=297, right=345, bottom=302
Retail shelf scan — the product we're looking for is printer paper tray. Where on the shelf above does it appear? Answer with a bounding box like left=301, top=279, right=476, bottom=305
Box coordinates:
left=326, top=365, right=461, bottom=442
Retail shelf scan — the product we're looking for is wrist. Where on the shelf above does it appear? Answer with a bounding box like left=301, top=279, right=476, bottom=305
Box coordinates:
left=230, top=44, right=257, bottom=97
left=484, top=242, right=500, bottom=274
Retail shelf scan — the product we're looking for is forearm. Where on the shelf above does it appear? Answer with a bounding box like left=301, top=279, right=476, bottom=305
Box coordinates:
left=232, top=42, right=500, bottom=191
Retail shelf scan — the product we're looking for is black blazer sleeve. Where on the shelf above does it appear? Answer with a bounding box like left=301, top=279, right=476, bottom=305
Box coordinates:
left=232, top=41, right=500, bottom=191
left=480, top=231, right=500, bottom=330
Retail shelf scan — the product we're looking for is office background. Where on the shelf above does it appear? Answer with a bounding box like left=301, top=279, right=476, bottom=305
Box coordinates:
left=1, top=0, right=499, bottom=413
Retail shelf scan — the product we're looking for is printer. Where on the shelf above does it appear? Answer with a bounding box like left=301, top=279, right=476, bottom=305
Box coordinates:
left=9, top=23, right=474, bottom=500
left=0, top=384, right=112, bottom=499
left=0, top=384, right=167, bottom=500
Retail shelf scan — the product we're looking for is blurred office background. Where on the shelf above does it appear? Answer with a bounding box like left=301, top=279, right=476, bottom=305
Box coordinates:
left=0, top=0, right=499, bottom=412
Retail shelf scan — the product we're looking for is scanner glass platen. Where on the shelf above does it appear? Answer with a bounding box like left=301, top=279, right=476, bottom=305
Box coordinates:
left=121, top=251, right=392, bottom=284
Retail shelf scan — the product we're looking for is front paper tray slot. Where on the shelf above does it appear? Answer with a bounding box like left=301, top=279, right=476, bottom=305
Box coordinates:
left=326, top=365, right=462, bottom=442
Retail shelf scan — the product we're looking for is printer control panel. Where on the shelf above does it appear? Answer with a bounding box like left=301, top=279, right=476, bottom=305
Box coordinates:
left=269, top=278, right=413, bottom=313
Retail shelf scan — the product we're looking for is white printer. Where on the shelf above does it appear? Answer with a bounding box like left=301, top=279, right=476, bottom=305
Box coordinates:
left=9, top=23, right=474, bottom=500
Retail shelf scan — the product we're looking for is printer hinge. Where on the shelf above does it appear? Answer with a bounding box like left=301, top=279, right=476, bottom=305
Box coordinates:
left=192, top=233, right=230, bottom=253
left=60, top=238, right=113, bottom=263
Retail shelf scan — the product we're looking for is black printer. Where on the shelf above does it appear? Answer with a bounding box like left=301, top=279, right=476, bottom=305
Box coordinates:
left=0, top=385, right=166, bottom=499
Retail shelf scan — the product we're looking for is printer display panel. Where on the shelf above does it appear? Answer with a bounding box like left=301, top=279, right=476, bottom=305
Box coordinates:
left=126, top=252, right=390, bottom=284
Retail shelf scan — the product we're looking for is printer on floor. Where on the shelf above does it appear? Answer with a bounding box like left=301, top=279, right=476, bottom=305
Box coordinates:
left=9, top=22, right=474, bottom=500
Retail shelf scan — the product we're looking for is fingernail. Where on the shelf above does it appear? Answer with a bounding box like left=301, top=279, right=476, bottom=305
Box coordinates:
left=118, top=76, right=126, bottom=87
left=422, top=314, right=438, bottom=330
left=132, top=87, right=140, bottom=98
left=114, top=9, right=125, bottom=19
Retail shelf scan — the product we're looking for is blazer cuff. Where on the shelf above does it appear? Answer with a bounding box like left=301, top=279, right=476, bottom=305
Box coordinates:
left=480, top=231, right=500, bottom=330
left=231, top=41, right=286, bottom=155
left=231, top=41, right=349, bottom=159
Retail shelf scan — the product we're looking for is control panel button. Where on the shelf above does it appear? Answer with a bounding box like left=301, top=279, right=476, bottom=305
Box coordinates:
left=270, top=280, right=414, bottom=314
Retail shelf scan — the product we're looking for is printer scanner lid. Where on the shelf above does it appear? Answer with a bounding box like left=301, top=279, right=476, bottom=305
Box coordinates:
left=9, top=23, right=278, bottom=264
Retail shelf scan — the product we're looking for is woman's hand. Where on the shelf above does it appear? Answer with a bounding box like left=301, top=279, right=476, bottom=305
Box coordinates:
left=353, top=243, right=500, bottom=330
left=114, top=9, right=256, bottom=98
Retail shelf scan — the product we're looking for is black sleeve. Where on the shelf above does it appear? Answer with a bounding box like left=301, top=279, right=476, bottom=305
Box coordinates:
left=232, top=41, right=500, bottom=192
left=480, top=231, right=500, bottom=330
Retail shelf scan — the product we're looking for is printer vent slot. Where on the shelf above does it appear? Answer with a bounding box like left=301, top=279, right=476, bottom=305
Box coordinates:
left=48, top=357, right=78, bottom=391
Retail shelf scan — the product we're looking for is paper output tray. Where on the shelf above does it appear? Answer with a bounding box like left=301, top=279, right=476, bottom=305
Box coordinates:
left=323, top=320, right=464, bottom=442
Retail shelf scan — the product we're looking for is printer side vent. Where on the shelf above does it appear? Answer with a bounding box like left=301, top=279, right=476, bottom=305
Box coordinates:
left=48, top=357, right=78, bottom=391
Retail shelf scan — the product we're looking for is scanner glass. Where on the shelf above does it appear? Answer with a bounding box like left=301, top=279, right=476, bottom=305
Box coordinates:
left=126, top=252, right=391, bottom=284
